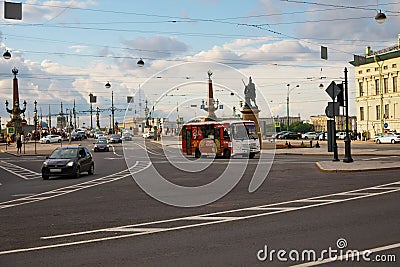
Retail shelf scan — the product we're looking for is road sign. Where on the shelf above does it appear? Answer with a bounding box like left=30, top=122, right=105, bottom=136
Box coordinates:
left=325, top=81, right=341, bottom=100
left=325, top=102, right=340, bottom=118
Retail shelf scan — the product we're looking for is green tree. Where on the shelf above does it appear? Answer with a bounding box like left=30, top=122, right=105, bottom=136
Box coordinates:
left=289, top=121, right=314, bottom=133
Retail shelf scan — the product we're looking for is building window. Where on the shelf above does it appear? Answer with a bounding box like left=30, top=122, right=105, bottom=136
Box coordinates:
left=375, top=67, right=379, bottom=71
left=360, top=107, right=365, bottom=121
left=366, top=69, right=370, bottom=73
left=375, top=79, right=380, bottom=95
left=366, top=80, right=369, bottom=95
left=376, top=105, right=380, bottom=120
left=384, top=104, right=389, bottom=119
left=392, top=64, right=397, bottom=68
left=393, top=76, right=398, bottom=93
left=384, top=77, right=389, bottom=93
left=384, top=65, right=388, bottom=70
left=359, top=81, right=363, bottom=96
left=358, top=70, right=363, bottom=74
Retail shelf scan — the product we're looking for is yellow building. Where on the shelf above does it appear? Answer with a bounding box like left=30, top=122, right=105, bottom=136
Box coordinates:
left=350, top=34, right=400, bottom=139
left=310, top=115, right=356, bottom=132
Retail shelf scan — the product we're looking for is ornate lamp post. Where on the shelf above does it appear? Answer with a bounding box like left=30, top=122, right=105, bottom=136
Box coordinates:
left=105, top=81, right=114, bottom=133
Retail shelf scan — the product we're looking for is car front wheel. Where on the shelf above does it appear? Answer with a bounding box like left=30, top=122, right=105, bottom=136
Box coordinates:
left=88, top=164, right=94, bottom=175
left=42, top=173, right=49, bottom=180
left=391, top=139, right=396, bottom=144
left=75, top=166, right=81, bottom=178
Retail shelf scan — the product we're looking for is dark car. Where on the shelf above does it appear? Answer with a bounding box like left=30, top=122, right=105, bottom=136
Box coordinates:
left=280, top=131, right=301, bottom=140
left=41, top=146, right=94, bottom=180
left=94, top=138, right=110, bottom=152
left=70, top=132, right=83, bottom=141
left=109, top=134, right=122, bottom=143
left=272, top=131, right=288, bottom=139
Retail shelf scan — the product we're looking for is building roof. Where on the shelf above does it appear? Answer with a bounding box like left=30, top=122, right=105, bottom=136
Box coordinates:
left=349, top=46, right=400, bottom=67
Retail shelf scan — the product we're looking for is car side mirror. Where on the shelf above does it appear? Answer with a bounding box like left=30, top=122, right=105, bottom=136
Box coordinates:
left=45, top=156, right=49, bottom=159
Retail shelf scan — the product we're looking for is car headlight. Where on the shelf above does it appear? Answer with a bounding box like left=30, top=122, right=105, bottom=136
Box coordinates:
left=66, top=161, right=74, bottom=167
left=42, top=162, right=48, bottom=167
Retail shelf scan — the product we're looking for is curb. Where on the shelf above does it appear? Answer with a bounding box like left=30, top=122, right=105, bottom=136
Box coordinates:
left=315, top=162, right=400, bottom=172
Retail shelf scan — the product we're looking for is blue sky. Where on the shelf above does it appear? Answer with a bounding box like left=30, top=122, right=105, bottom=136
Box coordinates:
left=1, top=0, right=399, bottom=128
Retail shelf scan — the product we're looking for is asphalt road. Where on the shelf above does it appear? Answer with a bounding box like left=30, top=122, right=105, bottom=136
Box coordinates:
left=0, top=137, right=398, bottom=266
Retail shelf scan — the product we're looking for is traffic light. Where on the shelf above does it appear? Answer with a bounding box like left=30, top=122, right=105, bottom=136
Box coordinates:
left=336, top=83, right=345, bottom=107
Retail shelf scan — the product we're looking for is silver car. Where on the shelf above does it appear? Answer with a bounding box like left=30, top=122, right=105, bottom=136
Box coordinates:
left=375, top=133, right=400, bottom=144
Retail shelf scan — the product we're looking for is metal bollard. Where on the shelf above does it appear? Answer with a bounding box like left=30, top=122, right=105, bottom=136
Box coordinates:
left=310, top=140, right=313, bottom=148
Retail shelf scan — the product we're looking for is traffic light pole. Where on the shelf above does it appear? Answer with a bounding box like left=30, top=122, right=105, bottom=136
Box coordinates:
left=343, top=67, right=353, bottom=163
left=332, top=99, right=339, bottom=162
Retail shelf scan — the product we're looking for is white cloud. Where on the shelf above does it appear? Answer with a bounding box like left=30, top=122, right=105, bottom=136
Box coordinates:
left=121, top=36, right=189, bottom=59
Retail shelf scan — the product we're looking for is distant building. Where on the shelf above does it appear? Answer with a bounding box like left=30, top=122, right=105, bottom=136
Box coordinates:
left=310, top=115, right=357, bottom=132
left=350, top=34, right=400, bottom=139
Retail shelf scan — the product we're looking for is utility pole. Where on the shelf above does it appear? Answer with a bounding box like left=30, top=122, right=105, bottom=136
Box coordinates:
left=343, top=67, right=353, bottom=163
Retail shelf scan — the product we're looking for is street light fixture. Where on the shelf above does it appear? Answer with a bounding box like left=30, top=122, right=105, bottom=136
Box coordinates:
left=105, top=81, right=114, bottom=134
left=137, top=58, right=145, bottom=67
left=286, top=84, right=299, bottom=131
left=3, top=50, right=11, bottom=60
left=375, top=10, right=387, bottom=24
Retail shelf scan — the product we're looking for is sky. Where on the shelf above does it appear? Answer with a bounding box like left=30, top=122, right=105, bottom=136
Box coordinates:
left=0, top=0, right=399, bottom=128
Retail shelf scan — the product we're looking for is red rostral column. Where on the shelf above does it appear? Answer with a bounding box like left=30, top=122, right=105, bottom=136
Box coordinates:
left=5, top=67, right=27, bottom=135
left=202, top=70, right=217, bottom=121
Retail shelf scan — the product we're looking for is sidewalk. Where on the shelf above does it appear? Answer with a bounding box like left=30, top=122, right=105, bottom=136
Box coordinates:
left=0, top=141, right=66, bottom=157
left=264, top=140, right=398, bottom=156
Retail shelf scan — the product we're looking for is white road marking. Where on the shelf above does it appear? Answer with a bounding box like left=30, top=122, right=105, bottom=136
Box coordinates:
left=0, top=161, right=41, bottom=180
left=362, top=155, right=399, bottom=161
left=0, top=180, right=398, bottom=255
left=290, top=242, right=400, bottom=267
left=0, top=161, right=151, bottom=210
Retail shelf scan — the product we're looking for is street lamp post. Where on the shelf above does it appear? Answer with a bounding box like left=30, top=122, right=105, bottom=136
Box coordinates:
left=343, top=68, right=353, bottom=163
left=96, top=107, right=100, bottom=129
left=105, top=81, right=114, bottom=134
left=33, top=100, right=37, bottom=154
left=286, top=84, right=299, bottom=131
left=89, top=93, right=94, bottom=130
left=374, top=55, right=385, bottom=134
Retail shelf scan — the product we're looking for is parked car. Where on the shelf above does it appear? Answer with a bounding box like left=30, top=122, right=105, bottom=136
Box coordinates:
left=280, top=132, right=301, bottom=140
left=336, top=132, right=346, bottom=140
left=143, top=131, right=154, bottom=139
left=375, top=133, right=400, bottom=144
left=272, top=131, right=288, bottom=139
left=41, top=146, right=94, bottom=180
left=94, top=138, right=110, bottom=152
left=301, top=132, right=318, bottom=139
left=121, top=132, right=133, bottom=141
left=109, top=134, right=122, bottom=143
left=40, top=134, right=62, bottom=144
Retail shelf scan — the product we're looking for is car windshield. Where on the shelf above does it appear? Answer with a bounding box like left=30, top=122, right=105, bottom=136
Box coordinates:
left=49, top=148, right=78, bottom=159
